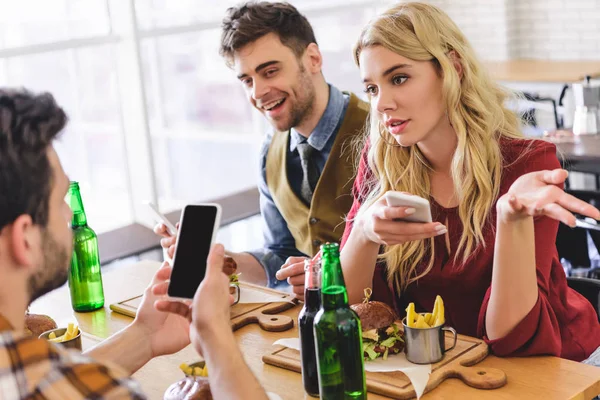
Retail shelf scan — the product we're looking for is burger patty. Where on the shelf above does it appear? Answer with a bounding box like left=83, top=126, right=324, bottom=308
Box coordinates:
left=373, top=340, right=404, bottom=355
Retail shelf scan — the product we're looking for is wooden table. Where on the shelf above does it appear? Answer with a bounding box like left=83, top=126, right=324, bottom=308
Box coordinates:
left=485, top=60, right=600, bottom=83
left=540, top=135, right=600, bottom=183
left=30, top=261, right=600, bottom=400
left=552, top=135, right=600, bottom=164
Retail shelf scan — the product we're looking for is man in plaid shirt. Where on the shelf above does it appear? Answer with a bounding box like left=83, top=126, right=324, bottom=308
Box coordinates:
left=0, top=89, right=268, bottom=399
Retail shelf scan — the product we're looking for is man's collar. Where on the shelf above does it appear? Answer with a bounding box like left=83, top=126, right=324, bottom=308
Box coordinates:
left=289, top=84, right=345, bottom=152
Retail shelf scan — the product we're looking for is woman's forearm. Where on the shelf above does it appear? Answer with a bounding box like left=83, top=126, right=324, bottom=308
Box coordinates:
left=340, top=221, right=381, bottom=304
left=486, top=216, right=539, bottom=340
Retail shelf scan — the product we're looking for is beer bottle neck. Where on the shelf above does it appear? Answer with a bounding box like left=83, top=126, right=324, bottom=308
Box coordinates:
left=68, top=182, right=88, bottom=227
left=304, top=259, right=321, bottom=289
left=72, top=211, right=87, bottom=227
left=320, top=244, right=349, bottom=310
left=303, top=259, right=322, bottom=311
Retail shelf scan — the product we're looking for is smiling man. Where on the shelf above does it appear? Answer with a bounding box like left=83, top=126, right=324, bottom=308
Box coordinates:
left=220, top=1, right=369, bottom=294
left=156, top=2, right=369, bottom=297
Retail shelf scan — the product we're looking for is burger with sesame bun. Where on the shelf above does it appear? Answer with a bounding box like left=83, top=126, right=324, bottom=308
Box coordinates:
left=350, top=289, right=404, bottom=361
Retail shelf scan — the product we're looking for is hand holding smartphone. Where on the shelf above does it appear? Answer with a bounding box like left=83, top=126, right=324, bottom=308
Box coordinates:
left=147, top=201, right=177, bottom=236
left=384, top=191, right=432, bottom=223
left=168, top=204, right=222, bottom=300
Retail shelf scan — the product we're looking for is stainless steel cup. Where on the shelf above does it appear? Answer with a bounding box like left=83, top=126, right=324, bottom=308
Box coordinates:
left=402, top=317, right=457, bottom=364
left=39, top=327, right=82, bottom=351
left=230, top=283, right=241, bottom=305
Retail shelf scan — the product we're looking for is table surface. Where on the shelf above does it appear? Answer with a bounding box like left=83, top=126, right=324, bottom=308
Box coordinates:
left=484, top=59, right=600, bottom=83
left=549, top=135, right=600, bottom=163
left=31, top=261, right=600, bottom=400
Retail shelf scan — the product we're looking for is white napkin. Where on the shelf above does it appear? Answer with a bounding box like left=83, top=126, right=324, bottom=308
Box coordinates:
left=273, top=338, right=431, bottom=399
left=363, top=353, right=431, bottom=399
left=238, top=289, right=289, bottom=304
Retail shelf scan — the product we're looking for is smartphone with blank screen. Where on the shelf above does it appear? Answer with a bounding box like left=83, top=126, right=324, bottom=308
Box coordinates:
left=384, top=191, right=432, bottom=223
left=168, top=204, right=222, bottom=300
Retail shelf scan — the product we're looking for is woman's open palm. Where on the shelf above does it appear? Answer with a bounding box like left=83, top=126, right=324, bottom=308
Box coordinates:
left=497, top=169, right=600, bottom=226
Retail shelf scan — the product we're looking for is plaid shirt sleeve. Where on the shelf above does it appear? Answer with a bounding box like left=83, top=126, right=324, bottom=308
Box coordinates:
left=0, top=330, right=146, bottom=400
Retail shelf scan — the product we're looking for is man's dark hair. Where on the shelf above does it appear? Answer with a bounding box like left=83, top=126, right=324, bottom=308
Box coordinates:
left=220, top=1, right=318, bottom=67
left=0, top=88, right=67, bottom=231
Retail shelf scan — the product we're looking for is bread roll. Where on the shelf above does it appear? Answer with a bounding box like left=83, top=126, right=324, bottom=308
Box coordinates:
left=164, top=376, right=213, bottom=400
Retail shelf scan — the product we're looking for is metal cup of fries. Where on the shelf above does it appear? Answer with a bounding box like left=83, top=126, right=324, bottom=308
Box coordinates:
left=39, top=323, right=82, bottom=351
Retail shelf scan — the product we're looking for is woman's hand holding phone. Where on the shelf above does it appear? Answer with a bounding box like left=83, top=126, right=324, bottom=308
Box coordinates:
left=357, top=193, right=447, bottom=246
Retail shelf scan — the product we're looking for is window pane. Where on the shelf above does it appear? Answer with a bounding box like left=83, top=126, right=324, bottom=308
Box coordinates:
left=0, top=0, right=111, bottom=49
left=311, top=8, right=375, bottom=97
left=135, top=0, right=240, bottom=30
left=294, top=0, right=377, bottom=10
left=76, top=46, right=121, bottom=124
left=141, top=30, right=258, bottom=211
left=0, top=59, right=7, bottom=85
left=3, top=47, right=132, bottom=233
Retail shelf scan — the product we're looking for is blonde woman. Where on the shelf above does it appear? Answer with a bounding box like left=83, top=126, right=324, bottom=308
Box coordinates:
left=341, top=2, right=600, bottom=362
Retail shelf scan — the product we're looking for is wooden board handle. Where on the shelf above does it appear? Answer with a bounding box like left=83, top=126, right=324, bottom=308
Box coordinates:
left=256, top=314, right=294, bottom=332
left=445, top=364, right=507, bottom=389
left=231, top=313, right=294, bottom=332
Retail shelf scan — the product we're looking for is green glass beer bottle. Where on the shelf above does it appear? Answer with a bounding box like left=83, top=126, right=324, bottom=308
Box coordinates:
left=313, top=243, right=366, bottom=399
left=67, top=182, right=105, bottom=312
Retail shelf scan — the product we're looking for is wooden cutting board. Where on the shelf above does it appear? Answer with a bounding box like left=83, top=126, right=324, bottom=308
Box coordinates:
left=110, top=282, right=299, bottom=333
left=263, top=329, right=506, bottom=399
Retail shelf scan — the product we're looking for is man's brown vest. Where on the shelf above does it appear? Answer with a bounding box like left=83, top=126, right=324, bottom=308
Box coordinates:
left=265, top=93, right=369, bottom=256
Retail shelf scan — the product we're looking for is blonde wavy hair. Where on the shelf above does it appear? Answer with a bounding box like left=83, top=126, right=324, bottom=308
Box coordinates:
left=353, top=2, right=523, bottom=292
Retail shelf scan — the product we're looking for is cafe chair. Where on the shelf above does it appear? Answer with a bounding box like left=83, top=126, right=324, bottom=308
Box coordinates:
left=563, top=163, right=600, bottom=191
left=568, top=190, right=600, bottom=251
left=555, top=190, right=600, bottom=278
left=567, top=277, right=600, bottom=322
left=520, top=91, right=561, bottom=129
left=557, top=222, right=593, bottom=269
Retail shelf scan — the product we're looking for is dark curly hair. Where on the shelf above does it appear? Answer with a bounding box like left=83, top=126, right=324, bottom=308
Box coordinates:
left=220, top=1, right=317, bottom=67
left=0, top=88, right=67, bottom=231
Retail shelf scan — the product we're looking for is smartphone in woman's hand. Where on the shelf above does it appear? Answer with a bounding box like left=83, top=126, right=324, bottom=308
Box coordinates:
left=384, top=191, right=432, bottom=223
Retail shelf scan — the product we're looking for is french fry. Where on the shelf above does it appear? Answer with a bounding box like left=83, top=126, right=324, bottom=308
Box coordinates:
left=423, top=312, right=434, bottom=325
left=415, top=314, right=430, bottom=329
left=193, top=367, right=202, bottom=376
left=431, top=296, right=440, bottom=323
left=49, top=332, right=56, bottom=339
left=201, top=364, right=208, bottom=377
left=405, top=303, right=417, bottom=327
left=49, top=335, right=64, bottom=343
left=434, top=296, right=445, bottom=327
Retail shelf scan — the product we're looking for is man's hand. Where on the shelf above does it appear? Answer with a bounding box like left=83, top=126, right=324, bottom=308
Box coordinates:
left=276, top=256, right=307, bottom=300
left=154, top=222, right=177, bottom=259
left=153, top=244, right=235, bottom=356
left=189, top=244, right=233, bottom=355
left=131, top=262, right=191, bottom=358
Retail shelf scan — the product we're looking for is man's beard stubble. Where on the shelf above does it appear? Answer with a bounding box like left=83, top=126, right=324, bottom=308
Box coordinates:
left=281, top=65, right=316, bottom=132
left=28, top=230, right=70, bottom=304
